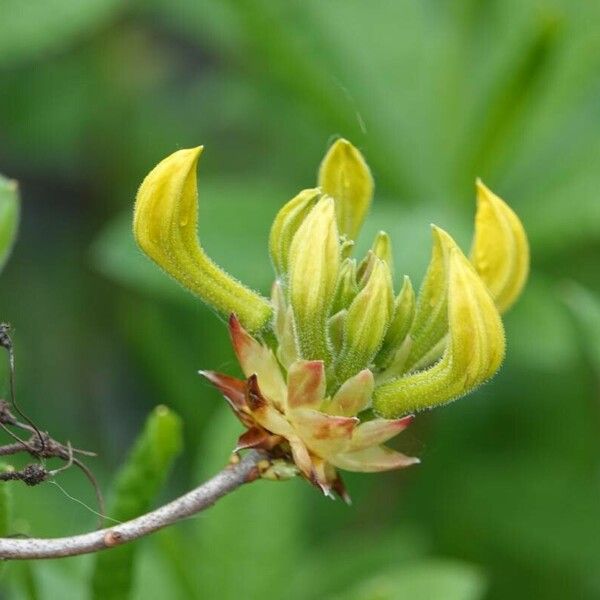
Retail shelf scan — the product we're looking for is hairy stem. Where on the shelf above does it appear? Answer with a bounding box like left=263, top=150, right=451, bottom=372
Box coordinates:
left=0, top=450, right=265, bottom=560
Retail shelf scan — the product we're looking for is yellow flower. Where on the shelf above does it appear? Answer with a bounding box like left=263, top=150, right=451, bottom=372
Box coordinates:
left=133, top=140, right=529, bottom=500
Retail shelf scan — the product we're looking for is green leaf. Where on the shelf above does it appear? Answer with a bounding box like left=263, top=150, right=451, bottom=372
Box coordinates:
left=333, top=559, right=487, bottom=600
left=0, top=175, right=20, bottom=273
left=90, top=406, right=183, bottom=600
left=288, top=527, right=430, bottom=600
left=0, top=0, right=123, bottom=69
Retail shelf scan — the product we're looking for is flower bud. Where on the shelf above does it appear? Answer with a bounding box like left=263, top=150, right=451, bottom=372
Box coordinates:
left=333, top=258, right=393, bottom=385
left=402, top=226, right=455, bottom=371
left=288, top=196, right=341, bottom=362
left=471, top=179, right=529, bottom=313
left=269, top=188, right=320, bottom=277
left=373, top=245, right=505, bottom=417
left=358, top=231, right=394, bottom=284
left=375, top=275, right=415, bottom=368
left=328, top=309, right=347, bottom=354
left=318, top=139, right=374, bottom=241
left=332, top=258, right=358, bottom=314
left=133, top=147, right=272, bottom=332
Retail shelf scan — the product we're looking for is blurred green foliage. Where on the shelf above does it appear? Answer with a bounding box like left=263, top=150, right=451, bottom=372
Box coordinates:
left=91, top=405, right=182, bottom=600
left=0, top=175, right=19, bottom=272
left=0, top=0, right=599, bottom=598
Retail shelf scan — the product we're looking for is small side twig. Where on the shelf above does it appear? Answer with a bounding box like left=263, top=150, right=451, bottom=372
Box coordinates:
left=0, top=322, right=104, bottom=517
left=0, top=324, right=45, bottom=451
left=0, top=407, right=105, bottom=520
left=0, top=464, right=48, bottom=486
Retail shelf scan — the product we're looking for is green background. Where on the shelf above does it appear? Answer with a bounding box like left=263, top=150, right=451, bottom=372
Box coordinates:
left=1, top=1, right=600, bottom=598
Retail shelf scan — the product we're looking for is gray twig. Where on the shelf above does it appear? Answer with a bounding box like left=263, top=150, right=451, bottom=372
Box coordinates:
left=0, top=450, right=265, bottom=560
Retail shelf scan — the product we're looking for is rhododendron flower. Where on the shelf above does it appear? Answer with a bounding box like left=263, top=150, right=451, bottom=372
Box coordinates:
left=133, top=139, right=529, bottom=500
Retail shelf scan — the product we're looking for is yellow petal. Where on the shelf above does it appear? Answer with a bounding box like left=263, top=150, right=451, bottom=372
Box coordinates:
left=288, top=196, right=341, bottom=362
left=373, top=238, right=505, bottom=418
left=318, top=139, right=374, bottom=241
left=133, top=147, right=272, bottom=332
left=471, top=179, right=529, bottom=313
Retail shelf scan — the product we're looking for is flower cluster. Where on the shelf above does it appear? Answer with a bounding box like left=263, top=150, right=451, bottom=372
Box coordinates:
left=133, top=140, right=529, bottom=500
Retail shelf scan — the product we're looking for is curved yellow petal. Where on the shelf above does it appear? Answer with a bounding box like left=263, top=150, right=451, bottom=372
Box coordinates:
left=373, top=237, right=505, bottom=418
left=471, top=179, right=530, bottom=313
left=133, top=147, right=272, bottom=332
left=318, top=139, right=374, bottom=241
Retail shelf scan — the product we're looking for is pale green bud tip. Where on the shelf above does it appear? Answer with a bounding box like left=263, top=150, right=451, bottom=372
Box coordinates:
left=133, top=147, right=271, bottom=332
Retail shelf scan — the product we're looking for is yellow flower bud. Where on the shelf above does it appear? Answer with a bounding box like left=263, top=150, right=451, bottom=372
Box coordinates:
left=138, top=141, right=529, bottom=500
left=402, top=226, right=455, bottom=371
left=471, top=179, right=530, bottom=313
left=376, top=275, right=415, bottom=368
left=328, top=309, right=347, bottom=354
left=133, top=147, right=272, bottom=332
left=318, top=139, right=374, bottom=241
left=333, top=258, right=393, bottom=385
left=373, top=244, right=505, bottom=418
left=269, top=188, right=320, bottom=277
left=288, top=196, right=341, bottom=362
left=332, top=258, right=358, bottom=314
left=357, top=231, right=393, bottom=284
